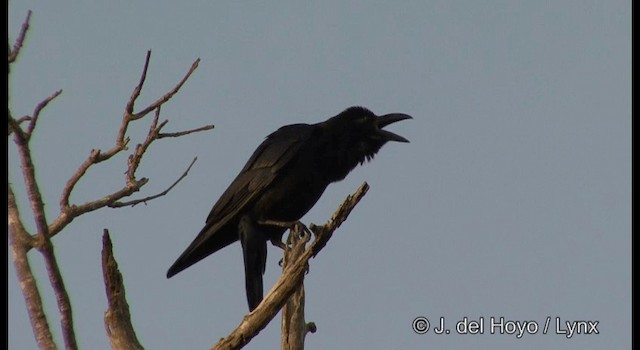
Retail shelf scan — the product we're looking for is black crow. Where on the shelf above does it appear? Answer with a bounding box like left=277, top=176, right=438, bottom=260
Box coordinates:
left=167, top=106, right=411, bottom=311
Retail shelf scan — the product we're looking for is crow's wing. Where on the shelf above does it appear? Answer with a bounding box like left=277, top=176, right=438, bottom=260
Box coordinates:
left=206, top=123, right=312, bottom=224
left=166, top=124, right=312, bottom=278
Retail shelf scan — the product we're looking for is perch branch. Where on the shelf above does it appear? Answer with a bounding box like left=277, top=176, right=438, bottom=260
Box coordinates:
left=212, top=182, right=369, bottom=350
left=310, top=182, right=369, bottom=257
left=281, top=228, right=311, bottom=350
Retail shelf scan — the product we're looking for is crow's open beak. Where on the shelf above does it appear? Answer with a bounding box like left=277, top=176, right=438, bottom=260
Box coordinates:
left=376, top=113, right=412, bottom=143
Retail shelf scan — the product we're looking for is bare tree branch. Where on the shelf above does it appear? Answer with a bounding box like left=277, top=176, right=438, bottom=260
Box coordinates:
left=130, top=56, right=200, bottom=120
left=310, top=182, right=370, bottom=257
left=10, top=92, right=79, bottom=350
left=125, top=107, right=166, bottom=186
left=51, top=52, right=212, bottom=237
left=25, top=90, right=63, bottom=138
left=213, top=182, right=370, bottom=350
left=58, top=52, right=203, bottom=213
left=102, top=230, right=145, bottom=350
left=9, top=108, right=51, bottom=243
left=8, top=10, right=32, bottom=63
left=158, top=124, right=215, bottom=139
left=8, top=186, right=56, bottom=350
left=16, top=115, right=32, bottom=124
left=38, top=239, right=78, bottom=350
left=50, top=177, right=149, bottom=237
left=124, top=50, right=152, bottom=118
left=8, top=89, right=62, bottom=137
left=281, top=230, right=312, bottom=350
left=9, top=12, right=212, bottom=350
left=58, top=145, right=135, bottom=213
left=8, top=12, right=79, bottom=349
left=110, top=157, right=198, bottom=208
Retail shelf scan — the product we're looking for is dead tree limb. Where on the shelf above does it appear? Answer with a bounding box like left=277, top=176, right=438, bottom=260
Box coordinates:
left=109, top=157, right=198, bottom=208
left=50, top=52, right=213, bottom=238
left=281, top=227, right=316, bottom=350
left=8, top=10, right=213, bottom=349
left=8, top=186, right=56, bottom=350
left=212, top=182, right=369, bottom=350
left=102, top=230, right=145, bottom=350
left=9, top=59, right=77, bottom=350
left=38, top=236, right=78, bottom=350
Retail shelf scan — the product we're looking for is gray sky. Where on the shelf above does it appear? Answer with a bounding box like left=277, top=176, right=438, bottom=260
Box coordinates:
left=9, top=1, right=630, bottom=349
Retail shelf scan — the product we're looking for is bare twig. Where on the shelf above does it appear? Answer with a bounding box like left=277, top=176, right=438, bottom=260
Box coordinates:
left=8, top=90, right=62, bottom=138
left=17, top=115, right=32, bottom=124
left=110, top=157, right=198, bottom=208
left=130, top=58, right=200, bottom=120
left=125, top=108, right=167, bottom=186
left=102, top=229, right=145, bottom=350
left=8, top=10, right=32, bottom=63
left=213, top=182, right=369, bottom=350
left=124, top=50, right=152, bottom=117
left=26, top=90, right=63, bottom=138
left=158, top=124, right=215, bottom=139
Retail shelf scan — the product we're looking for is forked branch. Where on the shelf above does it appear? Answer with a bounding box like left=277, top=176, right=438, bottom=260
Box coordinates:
left=8, top=11, right=213, bottom=349
left=213, top=182, right=369, bottom=350
left=49, top=51, right=213, bottom=237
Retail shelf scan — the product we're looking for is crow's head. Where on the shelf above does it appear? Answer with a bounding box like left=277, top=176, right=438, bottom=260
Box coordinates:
left=318, top=106, right=412, bottom=181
